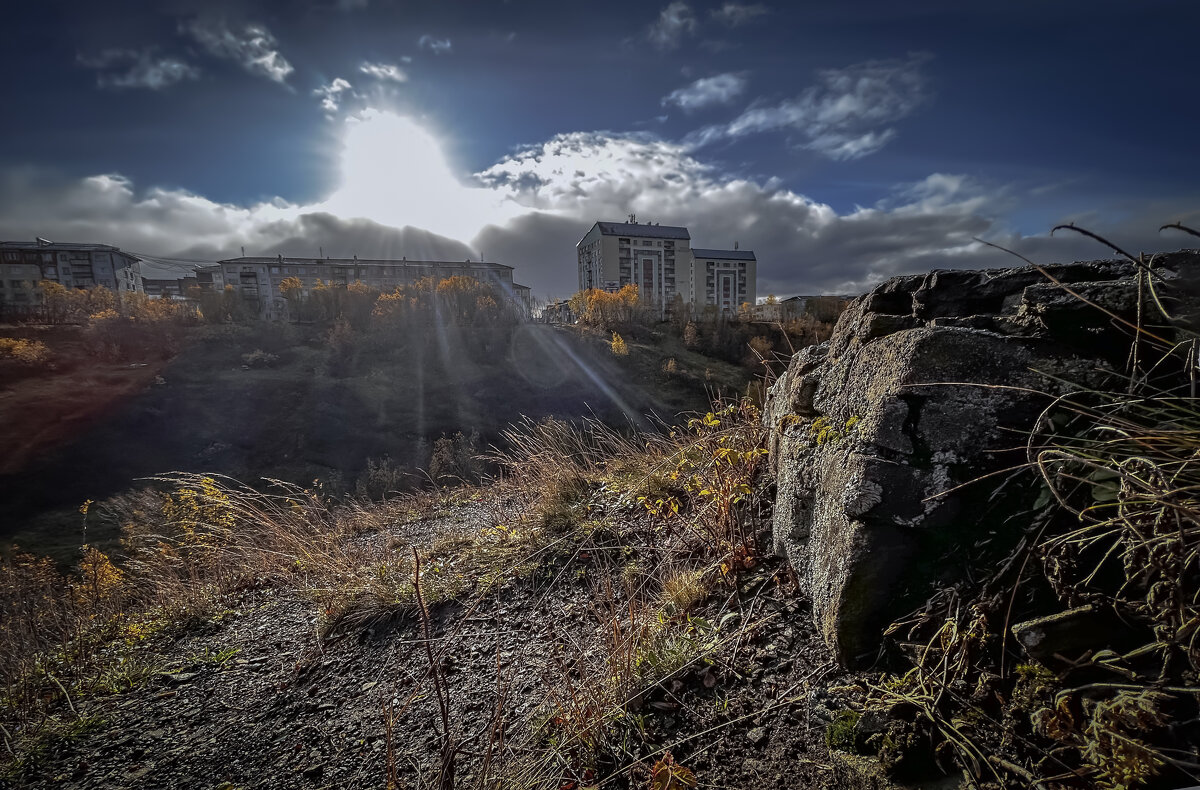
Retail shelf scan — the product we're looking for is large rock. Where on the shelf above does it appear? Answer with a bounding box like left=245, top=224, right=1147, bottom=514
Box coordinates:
left=764, top=253, right=1198, bottom=666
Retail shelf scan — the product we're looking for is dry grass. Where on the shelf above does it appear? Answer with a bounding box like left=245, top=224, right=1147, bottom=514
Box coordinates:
left=851, top=236, right=1200, bottom=789
left=1, top=393, right=775, bottom=787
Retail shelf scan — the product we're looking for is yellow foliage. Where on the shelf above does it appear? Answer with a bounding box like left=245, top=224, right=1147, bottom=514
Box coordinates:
left=0, top=337, right=50, bottom=364
left=162, top=476, right=237, bottom=548
left=74, top=544, right=126, bottom=611
left=569, top=285, right=640, bottom=327
left=279, top=276, right=304, bottom=296
left=610, top=332, right=629, bottom=356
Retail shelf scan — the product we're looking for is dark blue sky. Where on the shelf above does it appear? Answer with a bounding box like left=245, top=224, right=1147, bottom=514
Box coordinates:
left=3, top=0, right=1198, bottom=297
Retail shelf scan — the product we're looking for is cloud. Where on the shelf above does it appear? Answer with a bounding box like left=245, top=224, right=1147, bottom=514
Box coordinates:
left=182, top=19, right=294, bottom=84
left=690, top=52, right=931, bottom=160
left=314, top=78, right=353, bottom=113
left=711, top=2, right=769, bottom=26
left=474, top=132, right=1200, bottom=297
left=2, top=113, right=1195, bottom=303
left=77, top=49, right=199, bottom=90
left=663, top=73, right=747, bottom=112
left=359, top=61, right=408, bottom=83
left=647, top=2, right=697, bottom=50
left=0, top=169, right=476, bottom=266
left=418, top=35, right=453, bottom=55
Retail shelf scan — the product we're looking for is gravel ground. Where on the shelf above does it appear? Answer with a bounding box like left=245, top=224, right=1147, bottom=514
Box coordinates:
left=5, top=497, right=844, bottom=790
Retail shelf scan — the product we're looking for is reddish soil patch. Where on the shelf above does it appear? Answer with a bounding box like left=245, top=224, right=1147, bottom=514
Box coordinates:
left=0, top=325, right=169, bottom=475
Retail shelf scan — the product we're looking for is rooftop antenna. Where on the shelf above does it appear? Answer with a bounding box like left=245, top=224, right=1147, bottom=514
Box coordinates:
left=628, top=213, right=637, bottom=224
left=734, top=241, right=739, bottom=250
left=319, top=246, right=324, bottom=259
left=241, top=246, right=245, bottom=257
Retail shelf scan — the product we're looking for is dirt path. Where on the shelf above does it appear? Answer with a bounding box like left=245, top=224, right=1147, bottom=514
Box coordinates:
left=6, top=504, right=840, bottom=789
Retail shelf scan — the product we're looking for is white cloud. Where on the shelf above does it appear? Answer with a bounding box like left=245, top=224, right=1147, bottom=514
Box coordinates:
left=711, top=2, right=769, bottom=27
left=182, top=19, right=294, bottom=84
left=647, top=2, right=697, bottom=50
left=77, top=49, right=199, bottom=91
left=2, top=111, right=1195, bottom=301
left=359, top=61, right=408, bottom=83
left=690, top=52, right=931, bottom=160
left=418, top=35, right=453, bottom=55
left=663, top=73, right=747, bottom=112
left=314, top=78, right=353, bottom=113
left=0, top=170, right=476, bottom=265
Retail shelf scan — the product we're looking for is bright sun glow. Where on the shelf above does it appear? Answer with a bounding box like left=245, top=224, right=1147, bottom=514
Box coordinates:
left=321, top=109, right=521, bottom=244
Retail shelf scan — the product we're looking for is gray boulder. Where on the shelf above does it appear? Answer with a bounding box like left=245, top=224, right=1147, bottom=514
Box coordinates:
left=764, top=253, right=1197, bottom=666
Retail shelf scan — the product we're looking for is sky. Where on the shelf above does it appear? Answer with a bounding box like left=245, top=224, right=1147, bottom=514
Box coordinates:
left=2, top=0, right=1199, bottom=301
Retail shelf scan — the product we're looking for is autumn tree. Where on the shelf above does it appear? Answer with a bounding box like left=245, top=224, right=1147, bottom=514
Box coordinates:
left=279, top=276, right=305, bottom=320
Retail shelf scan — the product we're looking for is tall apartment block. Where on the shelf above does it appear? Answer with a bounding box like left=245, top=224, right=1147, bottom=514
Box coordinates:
left=576, top=220, right=756, bottom=313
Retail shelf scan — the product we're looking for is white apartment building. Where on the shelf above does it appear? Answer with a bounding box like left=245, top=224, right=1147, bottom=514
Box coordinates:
left=576, top=220, right=756, bottom=313
left=215, top=255, right=524, bottom=319
left=690, top=247, right=757, bottom=313
left=0, top=240, right=141, bottom=309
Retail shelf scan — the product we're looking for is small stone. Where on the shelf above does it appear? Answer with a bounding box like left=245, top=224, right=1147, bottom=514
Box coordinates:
left=164, top=672, right=199, bottom=685
left=746, top=726, right=769, bottom=747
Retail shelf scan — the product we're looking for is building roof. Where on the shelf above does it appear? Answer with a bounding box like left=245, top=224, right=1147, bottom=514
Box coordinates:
left=0, top=240, right=138, bottom=256
left=592, top=221, right=690, bottom=240
left=691, top=247, right=756, bottom=261
left=217, top=256, right=514, bottom=271
left=138, top=260, right=196, bottom=280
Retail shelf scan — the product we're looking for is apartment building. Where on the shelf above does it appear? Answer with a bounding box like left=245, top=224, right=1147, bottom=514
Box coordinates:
left=690, top=247, right=757, bottom=314
left=576, top=220, right=756, bottom=313
left=577, top=221, right=691, bottom=305
left=214, top=255, right=523, bottom=319
left=0, top=240, right=141, bottom=309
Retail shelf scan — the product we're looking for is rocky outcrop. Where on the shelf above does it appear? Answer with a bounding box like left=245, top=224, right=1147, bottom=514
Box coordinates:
left=764, top=253, right=1198, bottom=666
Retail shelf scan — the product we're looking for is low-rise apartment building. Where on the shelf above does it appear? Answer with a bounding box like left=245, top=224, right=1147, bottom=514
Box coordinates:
left=0, top=240, right=140, bottom=309
left=214, top=256, right=521, bottom=320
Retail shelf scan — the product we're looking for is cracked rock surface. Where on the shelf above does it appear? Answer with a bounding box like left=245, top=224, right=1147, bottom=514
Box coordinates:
left=763, top=253, right=1200, bottom=666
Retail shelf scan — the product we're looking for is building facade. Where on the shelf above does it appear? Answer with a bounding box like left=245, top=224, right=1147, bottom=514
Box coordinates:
left=213, top=256, right=520, bottom=320
left=576, top=221, right=756, bottom=313
left=0, top=240, right=141, bottom=309
left=577, top=221, right=692, bottom=305
left=690, top=247, right=756, bottom=314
